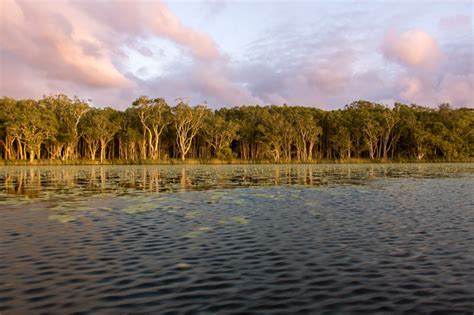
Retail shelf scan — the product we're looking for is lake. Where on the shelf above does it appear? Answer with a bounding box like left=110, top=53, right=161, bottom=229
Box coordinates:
left=0, top=164, right=473, bottom=314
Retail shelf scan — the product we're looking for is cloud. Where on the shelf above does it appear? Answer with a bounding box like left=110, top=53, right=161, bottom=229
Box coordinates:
left=228, top=23, right=382, bottom=108
left=396, top=73, right=474, bottom=107
left=1, top=0, right=132, bottom=89
left=438, top=73, right=474, bottom=106
left=0, top=1, right=129, bottom=100
left=132, top=59, right=261, bottom=108
left=439, top=15, right=472, bottom=31
left=0, top=1, right=472, bottom=109
left=379, top=28, right=473, bottom=107
left=307, top=48, right=354, bottom=95
left=205, top=0, right=230, bottom=16
left=400, top=76, right=424, bottom=100
left=149, top=5, right=221, bottom=60
left=382, top=29, right=442, bottom=69
left=0, top=0, right=252, bottom=107
left=192, top=62, right=261, bottom=106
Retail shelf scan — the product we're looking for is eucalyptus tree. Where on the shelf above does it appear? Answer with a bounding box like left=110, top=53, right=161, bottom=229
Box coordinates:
left=0, top=98, right=20, bottom=160
left=1, top=94, right=471, bottom=163
left=380, top=107, right=400, bottom=159
left=173, top=101, right=209, bottom=161
left=276, top=106, right=297, bottom=162
left=397, top=104, right=432, bottom=160
left=16, top=100, right=57, bottom=161
left=434, top=104, right=474, bottom=159
left=326, top=110, right=352, bottom=159
left=293, top=107, right=323, bottom=161
left=346, top=101, right=386, bottom=159
left=234, top=106, right=267, bottom=160
left=257, top=107, right=286, bottom=163
left=132, top=96, right=171, bottom=160
left=115, top=108, right=142, bottom=160
left=202, top=112, right=239, bottom=158
left=80, top=109, right=101, bottom=160
left=450, top=107, right=474, bottom=158
left=80, top=108, right=119, bottom=162
left=40, top=94, right=89, bottom=160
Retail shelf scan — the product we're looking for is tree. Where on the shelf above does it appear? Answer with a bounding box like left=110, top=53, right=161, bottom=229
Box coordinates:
left=293, top=107, right=322, bottom=161
left=1, top=94, right=472, bottom=163
left=80, top=108, right=119, bottom=162
left=381, top=107, right=400, bottom=159
left=115, top=109, right=142, bottom=161
left=14, top=100, right=57, bottom=162
left=173, top=102, right=209, bottom=161
left=202, top=113, right=239, bottom=159
left=327, top=110, right=352, bottom=159
left=132, top=96, right=171, bottom=160
left=41, top=94, right=89, bottom=160
left=0, top=98, right=20, bottom=160
left=257, top=107, right=288, bottom=163
left=347, top=101, right=385, bottom=159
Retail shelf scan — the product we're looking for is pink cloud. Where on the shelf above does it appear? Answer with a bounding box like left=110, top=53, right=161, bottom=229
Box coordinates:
left=1, top=1, right=471, bottom=109
left=0, top=0, right=237, bottom=106
left=396, top=73, right=473, bottom=107
left=1, top=0, right=132, bottom=89
left=79, top=1, right=221, bottom=60
left=400, top=76, right=424, bottom=100
left=150, top=5, right=221, bottom=61
left=379, top=28, right=472, bottom=107
left=382, top=30, right=442, bottom=69
left=438, top=73, right=474, bottom=106
left=439, top=15, right=472, bottom=31
left=307, top=54, right=352, bottom=95
left=192, top=62, right=261, bottom=105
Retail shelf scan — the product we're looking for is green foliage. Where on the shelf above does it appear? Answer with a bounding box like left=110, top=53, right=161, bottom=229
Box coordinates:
left=173, top=101, right=210, bottom=161
left=0, top=95, right=472, bottom=163
left=216, top=147, right=235, bottom=161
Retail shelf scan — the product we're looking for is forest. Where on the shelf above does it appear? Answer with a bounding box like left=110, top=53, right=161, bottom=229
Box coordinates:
left=0, top=95, right=472, bottom=164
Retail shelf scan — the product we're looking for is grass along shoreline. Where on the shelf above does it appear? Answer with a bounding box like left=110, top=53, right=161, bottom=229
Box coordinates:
left=1, top=157, right=473, bottom=166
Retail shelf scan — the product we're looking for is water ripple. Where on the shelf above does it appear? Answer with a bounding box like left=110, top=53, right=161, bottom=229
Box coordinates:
left=0, top=165, right=473, bottom=314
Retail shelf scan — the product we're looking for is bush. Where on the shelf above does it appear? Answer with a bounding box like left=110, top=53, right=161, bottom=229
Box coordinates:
left=216, top=147, right=235, bottom=161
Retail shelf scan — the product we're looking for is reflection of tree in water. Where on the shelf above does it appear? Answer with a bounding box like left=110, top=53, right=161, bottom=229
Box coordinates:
left=180, top=168, right=191, bottom=190
left=0, top=166, right=358, bottom=199
left=0, top=165, right=464, bottom=199
left=2, top=168, right=42, bottom=198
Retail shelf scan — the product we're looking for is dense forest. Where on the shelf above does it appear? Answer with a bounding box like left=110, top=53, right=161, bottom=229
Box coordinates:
left=0, top=95, right=472, bottom=163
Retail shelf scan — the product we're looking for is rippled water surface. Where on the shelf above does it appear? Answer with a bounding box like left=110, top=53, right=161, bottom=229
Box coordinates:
left=0, top=164, right=473, bottom=314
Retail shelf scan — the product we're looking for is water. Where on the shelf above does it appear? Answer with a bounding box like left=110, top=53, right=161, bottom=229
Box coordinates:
left=0, top=164, right=473, bottom=314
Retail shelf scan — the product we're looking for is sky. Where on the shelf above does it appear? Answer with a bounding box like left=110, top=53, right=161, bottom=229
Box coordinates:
left=0, top=0, right=473, bottom=109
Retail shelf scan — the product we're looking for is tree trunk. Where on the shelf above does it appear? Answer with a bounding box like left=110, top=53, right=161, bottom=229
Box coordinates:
left=308, top=142, right=314, bottom=162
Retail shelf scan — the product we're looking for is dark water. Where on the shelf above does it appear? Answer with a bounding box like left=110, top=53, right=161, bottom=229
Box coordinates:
left=0, top=164, right=473, bottom=314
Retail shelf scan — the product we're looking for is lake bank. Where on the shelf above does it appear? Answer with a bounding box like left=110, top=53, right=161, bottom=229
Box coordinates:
left=1, top=157, right=473, bottom=166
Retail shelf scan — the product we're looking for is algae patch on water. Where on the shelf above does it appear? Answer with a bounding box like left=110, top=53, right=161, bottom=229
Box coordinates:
left=96, top=206, right=113, bottom=211
left=121, top=203, right=157, bottom=214
left=231, top=216, right=249, bottom=225
left=220, top=216, right=250, bottom=225
left=253, top=193, right=275, bottom=199
left=185, top=210, right=203, bottom=219
left=183, top=227, right=211, bottom=238
left=206, top=191, right=229, bottom=204
left=176, top=262, right=191, bottom=270
left=48, top=214, right=78, bottom=223
left=50, top=205, right=92, bottom=212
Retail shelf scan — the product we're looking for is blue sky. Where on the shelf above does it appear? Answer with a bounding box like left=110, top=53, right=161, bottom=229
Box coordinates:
left=0, top=0, right=472, bottom=109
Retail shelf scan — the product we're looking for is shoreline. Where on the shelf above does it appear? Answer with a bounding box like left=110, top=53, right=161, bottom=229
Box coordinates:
left=1, top=158, right=473, bottom=166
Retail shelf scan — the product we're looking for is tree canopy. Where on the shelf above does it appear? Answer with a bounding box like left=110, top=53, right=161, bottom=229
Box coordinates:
left=0, top=96, right=472, bottom=163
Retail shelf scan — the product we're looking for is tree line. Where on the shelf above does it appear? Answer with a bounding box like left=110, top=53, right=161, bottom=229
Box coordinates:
left=0, top=95, right=472, bottom=163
